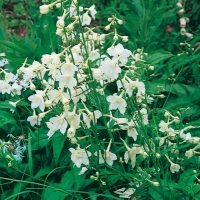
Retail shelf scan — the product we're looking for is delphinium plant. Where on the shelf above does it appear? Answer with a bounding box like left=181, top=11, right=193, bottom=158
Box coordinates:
left=0, top=0, right=200, bottom=199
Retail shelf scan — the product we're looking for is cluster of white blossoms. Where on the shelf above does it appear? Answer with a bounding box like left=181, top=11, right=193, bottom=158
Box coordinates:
left=177, top=0, right=193, bottom=39
left=157, top=110, right=200, bottom=173
left=3, top=0, right=199, bottom=198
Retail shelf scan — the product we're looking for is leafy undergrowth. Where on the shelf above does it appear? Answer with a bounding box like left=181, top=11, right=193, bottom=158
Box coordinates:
left=0, top=0, right=200, bottom=199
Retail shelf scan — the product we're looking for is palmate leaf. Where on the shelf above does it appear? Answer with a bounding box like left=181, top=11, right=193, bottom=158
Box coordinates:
left=0, top=110, right=16, bottom=128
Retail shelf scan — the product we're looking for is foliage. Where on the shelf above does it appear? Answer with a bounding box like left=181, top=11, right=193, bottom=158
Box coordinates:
left=0, top=0, right=200, bottom=199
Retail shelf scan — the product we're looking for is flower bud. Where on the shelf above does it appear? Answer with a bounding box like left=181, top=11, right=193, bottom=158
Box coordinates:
left=113, top=35, right=118, bottom=41
left=180, top=28, right=186, bottom=35
left=105, top=25, right=111, bottom=31
left=185, top=32, right=193, bottom=39
left=117, top=19, right=123, bottom=25
left=79, top=6, right=84, bottom=12
left=67, top=127, right=76, bottom=139
left=179, top=18, right=186, bottom=28
left=178, top=9, right=185, bottom=15
left=56, top=19, right=65, bottom=29
left=149, top=65, right=154, bottom=70
left=40, top=5, right=50, bottom=14
left=56, top=3, right=61, bottom=8
left=122, top=36, right=128, bottom=42
left=176, top=2, right=183, bottom=8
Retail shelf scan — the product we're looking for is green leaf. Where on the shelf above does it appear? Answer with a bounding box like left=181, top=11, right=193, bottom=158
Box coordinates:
left=0, top=102, right=15, bottom=110
left=52, top=134, right=66, bottom=165
left=0, top=40, right=34, bottom=56
left=0, top=110, right=16, bottom=127
left=148, top=187, right=163, bottom=200
left=34, top=167, right=54, bottom=179
left=145, top=50, right=173, bottom=64
left=42, top=183, right=71, bottom=200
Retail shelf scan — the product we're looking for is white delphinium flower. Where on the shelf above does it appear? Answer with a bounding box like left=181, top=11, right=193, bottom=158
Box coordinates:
left=46, top=122, right=56, bottom=139
left=158, top=120, right=169, bottom=133
left=27, top=110, right=42, bottom=126
left=124, top=77, right=145, bottom=98
left=185, top=149, right=194, bottom=159
left=88, top=4, right=97, bottom=19
left=140, top=108, right=148, bottom=125
left=106, top=92, right=127, bottom=114
left=0, top=58, right=9, bottom=66
left=41, top=52, right=61, bottom=65
left=28, top=90, right=45, bottom=112
left=49, top=114, right=68, bottom=134
left=56, top=73, right=77, bottom=90
left=4, top=72, right=17, bottom=83
left=82, top=110, right=102, bottom=128
left=89, top=49, right=100, bottom=61
left=170, top=163, right=181, bottom=173
left=67, top=108, right=81, bottom=129
left=0, top=80, right=12, bottom=94
left=114, top=187, right=135, bottom=199
left=165, top=155, right=180, bottom=173
left=69, top=145, right=92, bottom=168
left=100, top=57, right=121, bottom=80
left=107, top=43, right=132, bottom=65
left=11, top=82, right=23, bottom=96
left=46, top=89, right=61, bottom=105
left=121, top=138, right=141, bottom=168
left=82, top=102, right=102, bottom=128
left=119, top=120, right=138, bottom=141
left=71, top=86, right=88, bottom=104
left=78, top=166, right=88, bottom=175
left=94, top=139, right=117, bottom=166
left=81, top=12, right=92, bottom=26
left=60, top=61, right=78, bottom=76
left=91, top=68, right=104, bottom=81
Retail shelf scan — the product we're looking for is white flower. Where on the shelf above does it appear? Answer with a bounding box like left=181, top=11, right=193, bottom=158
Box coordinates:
left=71, top=86, right=87, bottom=104
left=114, top=187, right=135, bottom=199
left=121, top=138, right=141, bottom=168
left=88, top=4, right=97, bottom=19
left=170, top=163, right=180, bottom=173
left=28, top=90, right=45, bottom=112
left=185, top=149, right=194, bottom=159
left=69, top=146, right=91, bottom=168
left=46, top=122, right=56, bottom=139
left=0, top=58, right=9, bottom=66
left=94, top=140, right=117, bottom=166
left=82, top=110, right=102, bottom=128
left=0, top=80, right=12, bottom=94
left=89, top=49, right=100, bottom=61
left=107, top=43, right=132, bottom=65
left=67, top=111, right=81, bottom=129
left=56, top=74, right=77, bottom=90
left=140, top=108, right=148, bottom=125
left=11, top=82, right=22, bottom=96
left=100, top=57, right=121, bottom=80
left=106, top=93, right=127, bottom=114
left=81, top=12, right=91, bottom=26
left=91, top=68, right=104, bottom=81
left=78, top=167, right=88, bottom=175
left=159, top=120, right=169, bottom=133
left=27, top=110, right=42, bottom=126
left=49, top=115, right=68, bottom=134
left=60, top=62, right=78, bottom=76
